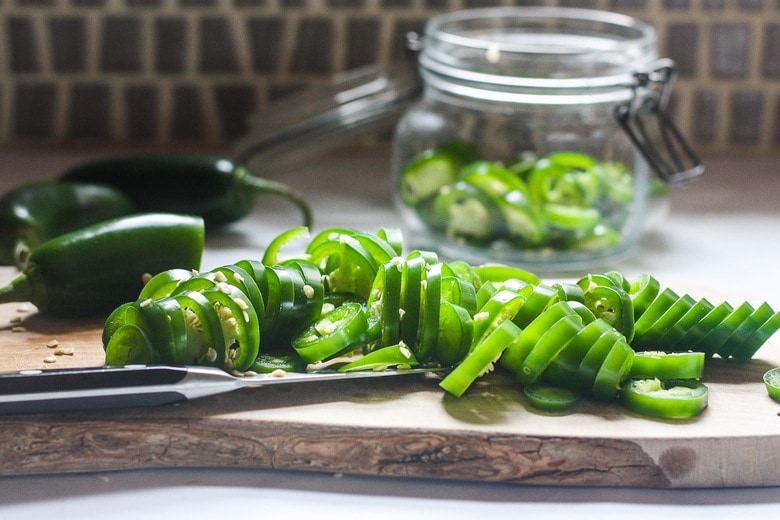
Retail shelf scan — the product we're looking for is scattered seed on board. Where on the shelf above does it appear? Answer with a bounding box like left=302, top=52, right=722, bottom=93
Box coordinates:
left=43, top=355, right=56, bottom=364
left=54, top=347, right=75, bottom=356
left=11, top=326, right=26, bottom=333
left=46, top=339, right=60, bottom=349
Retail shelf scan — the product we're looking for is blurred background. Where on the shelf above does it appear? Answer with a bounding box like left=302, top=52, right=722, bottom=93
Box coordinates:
left=1, top=0, right=778, bottom=158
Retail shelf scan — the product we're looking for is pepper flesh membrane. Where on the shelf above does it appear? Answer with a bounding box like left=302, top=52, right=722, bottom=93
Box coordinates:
left=101, top=226, right=780, bottom=419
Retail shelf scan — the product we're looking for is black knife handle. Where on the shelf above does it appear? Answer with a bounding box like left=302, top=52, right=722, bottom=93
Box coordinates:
left=0, top=365, right=189, bottom=395
left=0, top=365, right=191, bottom=415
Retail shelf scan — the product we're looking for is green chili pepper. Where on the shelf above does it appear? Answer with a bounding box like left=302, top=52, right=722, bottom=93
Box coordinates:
left=59, top=154, right=312, bottom=228
left=0, top=181, right=136, bottom=267
left=0, top=213, right=204, bottom=317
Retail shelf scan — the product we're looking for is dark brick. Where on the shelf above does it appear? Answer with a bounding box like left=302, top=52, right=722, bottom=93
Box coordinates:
left=179, top=0, right=217, bottom=5
left=328, top=0, right=363, bottom=6
left=247, top=17, right=285, bottom=74
left=710, top=23, right=751, bottom=78
left=125, top=0, right=164, bottom=6
left=609, top=0, right=647, bottom=9
left=8, top=16, right=40, bottom=73
left=762, top=24, right=780, bottom=78
left=663, top=0, right=690, bottom=9
left=693, top=89, right=718, bottom=143
left=49, top=17, right=86, bottom=72
left=728, top=90, right=764, bottom=144
left=13, top=83, right=56, bottom=139
left=214, top=84, right=256, bottom=139
left=291, top=18, right=333, bottom=74
left=125, top=85, right=159, bottom=140
left=665, top=23, right=698, bottom=77
left=199, top=17, right=241, bottom=73
left=69, top=83, right=111, bottom=139
left=155, top=18, right=187, bottom=73
left=172, top=85, right=205, bottom=140
left=101, top=17, right=142, bottom=72
left=346, top=18, right=381, bottom=69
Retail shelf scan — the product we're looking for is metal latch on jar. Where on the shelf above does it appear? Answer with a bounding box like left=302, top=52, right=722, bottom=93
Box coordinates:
left=616, top=59, right=704, bottom=185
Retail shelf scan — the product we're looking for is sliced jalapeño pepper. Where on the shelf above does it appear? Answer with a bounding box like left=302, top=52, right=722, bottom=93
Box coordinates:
left=628, top=351, right=705, bottom=380
left=763, top=367, right=780, bottom=402
left=440, top=318, right=519, bottom=397
left=524, top=382, right=580, bottom=413
left=399, top=149, right=462, bottom=206
left=291, top=302, right=369, bottom=363
left=579, top=280, right=635, bottom=342
left=619, top=378, right=709, bottom=419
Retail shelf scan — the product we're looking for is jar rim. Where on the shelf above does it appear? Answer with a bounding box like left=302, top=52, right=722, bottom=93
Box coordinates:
left=420, top=7, right=658, bottom=94
left=425, top=7, right=656, bottom=55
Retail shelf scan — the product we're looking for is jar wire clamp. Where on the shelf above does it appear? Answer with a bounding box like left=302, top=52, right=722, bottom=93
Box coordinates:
left=615, top=59, right=704, bottom=185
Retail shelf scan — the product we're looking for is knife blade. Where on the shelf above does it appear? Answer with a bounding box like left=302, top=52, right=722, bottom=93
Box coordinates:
left=0, top=364, right=438, bottom=415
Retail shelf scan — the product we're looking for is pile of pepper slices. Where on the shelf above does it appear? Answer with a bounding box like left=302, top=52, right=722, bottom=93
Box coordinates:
left=103, top=225, right=780, bottom=419
left=0, top=154, right=779, bottom=419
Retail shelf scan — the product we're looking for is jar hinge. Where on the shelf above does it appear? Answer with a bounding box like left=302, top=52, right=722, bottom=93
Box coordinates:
left=615, top=59, right=704, bottom=185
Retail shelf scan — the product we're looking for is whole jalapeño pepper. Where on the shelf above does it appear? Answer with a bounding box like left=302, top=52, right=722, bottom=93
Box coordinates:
left=0, top=213, right=204, bottom=317
left=59, top=154, right=312, bottom=227
left=0, top=181, right=136, bottom=267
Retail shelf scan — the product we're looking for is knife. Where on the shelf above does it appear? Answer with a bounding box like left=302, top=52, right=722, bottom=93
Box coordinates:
left=0, top=364, right=438, bottom=415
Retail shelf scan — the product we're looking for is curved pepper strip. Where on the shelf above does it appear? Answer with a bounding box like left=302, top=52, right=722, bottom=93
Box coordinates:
left=139, top=268, right=194, bottom=300
left=338, top=343, right=419, bottom=372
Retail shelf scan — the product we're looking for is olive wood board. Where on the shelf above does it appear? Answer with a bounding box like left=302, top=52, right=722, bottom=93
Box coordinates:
left=0, top=267, right=779, bottom=489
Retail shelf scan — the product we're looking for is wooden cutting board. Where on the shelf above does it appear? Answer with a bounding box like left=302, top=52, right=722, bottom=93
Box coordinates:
left=0, top=266, right=779, bottom=489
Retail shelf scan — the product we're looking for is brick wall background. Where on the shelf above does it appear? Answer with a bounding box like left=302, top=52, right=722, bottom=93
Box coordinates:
left=1, top=0, right=779, bottom=157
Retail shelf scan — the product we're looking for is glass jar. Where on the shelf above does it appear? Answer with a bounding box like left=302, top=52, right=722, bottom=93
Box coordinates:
left=392, top=7, right=701, bottom=272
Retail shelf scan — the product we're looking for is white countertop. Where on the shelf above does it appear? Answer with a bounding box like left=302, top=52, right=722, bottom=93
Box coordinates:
left=0, top=148, right=779, bottom=518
